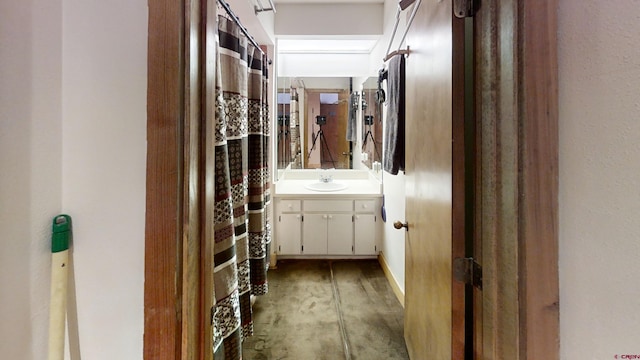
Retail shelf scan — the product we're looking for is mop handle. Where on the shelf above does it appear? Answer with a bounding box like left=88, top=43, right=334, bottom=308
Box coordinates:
left=48, top=215, right=71, bottom=360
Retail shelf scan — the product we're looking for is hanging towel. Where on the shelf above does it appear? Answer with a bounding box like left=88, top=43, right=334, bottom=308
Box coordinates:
left=346, top=91, right=358, bottom=142
left=383, top=55, right=405, bottom=175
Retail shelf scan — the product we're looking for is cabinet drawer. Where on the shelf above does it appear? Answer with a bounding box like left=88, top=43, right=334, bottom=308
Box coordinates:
left=304, top=200, right=352, bottom=212
left=279, top=199, right=301, bottom=212
left=355, top=199, right=377, bottom=213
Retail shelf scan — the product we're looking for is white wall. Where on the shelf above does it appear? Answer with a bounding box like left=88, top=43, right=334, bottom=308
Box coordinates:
left=558, top=0, right=640, bottom=358
left=1, top=0, right=63, bottom=358
left=230, top=0, right=275, bottom=45
left=61, top=0, right=147, bottom=359
left=0, top=0, right=147, bottom=359
left=275, top=3, right=383, bottom=37
left=372, top=0, right=409, bottom=294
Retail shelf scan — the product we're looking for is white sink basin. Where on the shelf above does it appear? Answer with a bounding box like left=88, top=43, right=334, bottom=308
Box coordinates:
left=304, top=181, right=348, bottom=192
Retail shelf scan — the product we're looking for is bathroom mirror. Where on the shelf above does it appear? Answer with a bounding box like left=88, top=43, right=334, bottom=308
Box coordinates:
left=360, top=76, right=383, bottom=169
left=276, top=77, right=355, bottom=173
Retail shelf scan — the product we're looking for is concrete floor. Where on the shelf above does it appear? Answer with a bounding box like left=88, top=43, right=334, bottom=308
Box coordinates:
left=243, top=259, right=409, bottom=360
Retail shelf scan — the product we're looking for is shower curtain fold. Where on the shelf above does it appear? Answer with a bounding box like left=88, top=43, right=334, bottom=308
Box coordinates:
left=247, top=50, right=271, bottom=297
left=212, top=13, right=270, bottom=360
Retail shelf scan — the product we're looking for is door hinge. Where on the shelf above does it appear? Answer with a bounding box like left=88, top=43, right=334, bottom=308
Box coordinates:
left=279, top=215, right=281, bottom=222
left=454, top=0, right=479, bottom=18
left=453, top=257, right=482, bottom=289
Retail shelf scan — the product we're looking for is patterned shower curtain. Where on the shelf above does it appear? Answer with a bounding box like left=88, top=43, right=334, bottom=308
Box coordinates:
left=212, top=13, right=271, bottom=360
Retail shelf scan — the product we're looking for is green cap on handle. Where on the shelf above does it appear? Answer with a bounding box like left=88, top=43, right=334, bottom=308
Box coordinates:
left=51, top=215, right=71, bottom=253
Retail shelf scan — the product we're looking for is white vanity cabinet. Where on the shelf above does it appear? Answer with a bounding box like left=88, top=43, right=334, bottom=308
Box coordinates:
left=354, top=200, right=378, bottom=255
left=274, top=197, right=380, bottom=257
left=275, top=200, right=302, bottom=255
left=303, top=200, right=353, bottom=255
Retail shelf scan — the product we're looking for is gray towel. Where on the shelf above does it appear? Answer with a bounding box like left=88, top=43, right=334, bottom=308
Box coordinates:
left=383, top=55, right=405, bottom=175
left=346, top=91, right=358, bottom=142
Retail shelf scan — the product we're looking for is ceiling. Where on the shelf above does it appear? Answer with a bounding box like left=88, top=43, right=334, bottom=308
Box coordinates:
left=271, top=0, right=385, bottom=54
left=278, top=38, right=379, bottom=53
left=232, top=0, right=386, bottom=54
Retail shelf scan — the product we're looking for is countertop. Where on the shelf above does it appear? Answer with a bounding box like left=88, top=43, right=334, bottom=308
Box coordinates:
left=273, top=179, right=382, bottom=198
left=273, top=169, right=383, bottom=198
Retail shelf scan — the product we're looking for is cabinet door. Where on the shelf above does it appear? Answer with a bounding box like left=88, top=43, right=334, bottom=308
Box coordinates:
left=302, top=214, right=328, bottom=255
left=327, top=214, right=354, bottom=255
left=277, top=214, right=302, bottom=255
left=354, top=214, right=377, bottom=255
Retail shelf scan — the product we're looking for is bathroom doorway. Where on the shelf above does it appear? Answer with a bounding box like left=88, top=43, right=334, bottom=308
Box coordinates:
left=143, top=0, right=560, bottom=359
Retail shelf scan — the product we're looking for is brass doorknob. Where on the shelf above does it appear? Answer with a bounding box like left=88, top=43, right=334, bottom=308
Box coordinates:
left=393, top=221, right=408, bottom=231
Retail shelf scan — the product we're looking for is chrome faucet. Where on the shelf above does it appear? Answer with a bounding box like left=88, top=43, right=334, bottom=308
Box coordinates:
left=319, top=174, right=333, bottom=183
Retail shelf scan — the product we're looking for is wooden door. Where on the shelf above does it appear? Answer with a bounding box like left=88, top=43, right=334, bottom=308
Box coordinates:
left=401, top=0, right=559, bottom=358
left=403, top=0, right=458, bottom=358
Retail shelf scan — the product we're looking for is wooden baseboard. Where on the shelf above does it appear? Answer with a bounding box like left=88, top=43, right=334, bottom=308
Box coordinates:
left=378, top=252, right=404, bottom=307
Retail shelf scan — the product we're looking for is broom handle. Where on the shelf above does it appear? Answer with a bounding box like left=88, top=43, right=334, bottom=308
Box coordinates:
left=48, top=215, right=71, bottom=360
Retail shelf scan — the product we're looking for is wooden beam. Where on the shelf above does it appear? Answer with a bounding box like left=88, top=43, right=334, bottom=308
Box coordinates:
left=519, top=0, right=560, bottom=358
left=144, top=0, right=184, bottom=357
left=181, top=0, right=207, bottom=359
left=476, top=0, right=559, bottom=359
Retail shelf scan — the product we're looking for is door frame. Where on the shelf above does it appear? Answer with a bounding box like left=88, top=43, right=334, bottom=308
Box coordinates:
left=474, top=0, right=559, bottom=358
left=142, top=0, right=559, bottom=359
left=144, top=0, right=214, bottom=359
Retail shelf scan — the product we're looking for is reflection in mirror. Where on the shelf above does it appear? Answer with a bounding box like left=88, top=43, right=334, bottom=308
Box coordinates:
left=276, top=89, right=291, bottom=169
left=275, top=76, right=385, bottom=180
left=289, top=88, right=302, bottom=169
left=277, top=77, right=356, bottom=171
left=305, top=89, right=350, bottom=169
left=361, top=76, right=383, bottom=169
left=276, top=79, right=303, bottom=171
